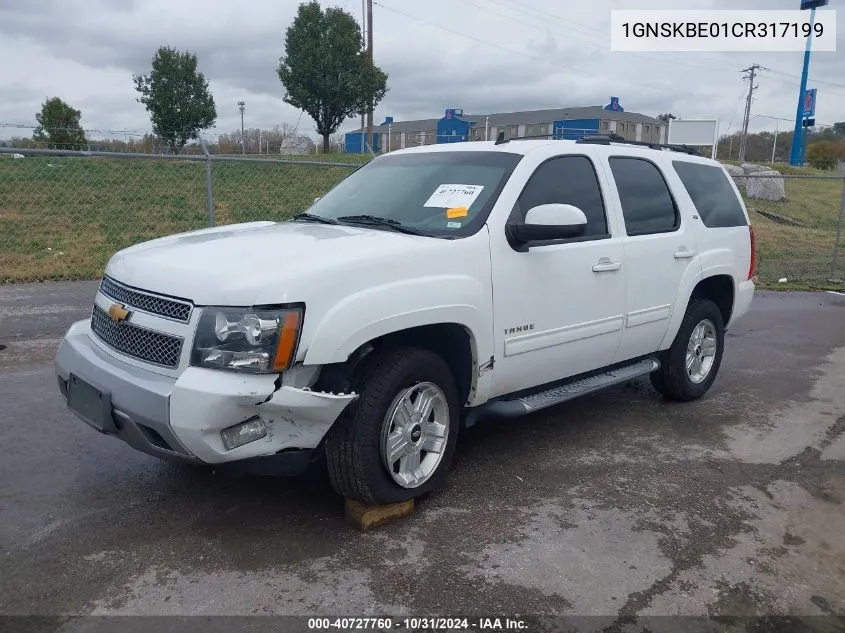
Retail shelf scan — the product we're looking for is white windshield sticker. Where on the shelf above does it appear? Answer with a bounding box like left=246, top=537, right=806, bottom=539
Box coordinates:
left=424, top=184, right=484, bottom=209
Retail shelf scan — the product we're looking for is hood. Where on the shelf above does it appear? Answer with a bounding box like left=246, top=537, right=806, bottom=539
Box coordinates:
left=105, top=221, right=440, bottom=306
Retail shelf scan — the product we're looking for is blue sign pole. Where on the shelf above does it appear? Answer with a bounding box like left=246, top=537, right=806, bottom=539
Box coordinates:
left=789, top=7, right=816, bottom=166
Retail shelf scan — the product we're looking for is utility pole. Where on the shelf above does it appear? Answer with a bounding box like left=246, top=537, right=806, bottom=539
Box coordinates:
left=238, top=101, right=245, bottom=155
left=366, top=0, right=374, bottom=154
left=771, top=122, right=779, bottom=163
left=360, top=0, right=366, bottom=153
left=738, top=65, right=760, bottom=164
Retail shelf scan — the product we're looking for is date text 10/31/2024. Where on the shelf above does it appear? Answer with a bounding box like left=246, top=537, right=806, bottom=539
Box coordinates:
left=307, top=617, right=529, bottom=631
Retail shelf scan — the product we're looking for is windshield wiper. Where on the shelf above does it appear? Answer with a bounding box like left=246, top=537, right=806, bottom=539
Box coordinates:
left=337, top=215, right=429, bottom=236
left=292, top=213, right=339, bottom=225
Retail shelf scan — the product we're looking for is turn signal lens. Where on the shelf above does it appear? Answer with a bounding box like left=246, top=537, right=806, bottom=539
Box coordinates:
left=272, top=310, right=302, bottom=372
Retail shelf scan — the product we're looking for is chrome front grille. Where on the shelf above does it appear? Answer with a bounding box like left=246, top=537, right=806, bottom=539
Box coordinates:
left=90, top=304, right=184, bottom=368
left=99, top=276, right=192, bottom=323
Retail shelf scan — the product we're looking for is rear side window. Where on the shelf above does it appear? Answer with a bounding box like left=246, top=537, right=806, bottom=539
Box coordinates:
left=515, top=155, right=608, bottom=239
left=609, top=157, right=679, bottom=235
left=672, top=161, right=748, bottom=228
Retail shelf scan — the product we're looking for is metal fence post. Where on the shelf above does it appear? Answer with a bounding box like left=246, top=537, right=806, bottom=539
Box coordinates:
left=198, top=135, right=215, bottom=226
left=832, top=177, right=845, bottom=280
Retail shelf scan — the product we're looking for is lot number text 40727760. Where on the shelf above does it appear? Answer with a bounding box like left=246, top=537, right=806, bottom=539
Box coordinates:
left=307, top=616, right=529, bottom=631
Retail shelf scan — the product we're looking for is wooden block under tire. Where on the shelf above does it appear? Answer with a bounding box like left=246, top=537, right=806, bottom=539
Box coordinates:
left=344, top=498, right=415, bottom=531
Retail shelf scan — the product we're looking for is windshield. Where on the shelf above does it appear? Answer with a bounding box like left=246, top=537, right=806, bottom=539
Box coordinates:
left=303, top=151, right=522, bottom=237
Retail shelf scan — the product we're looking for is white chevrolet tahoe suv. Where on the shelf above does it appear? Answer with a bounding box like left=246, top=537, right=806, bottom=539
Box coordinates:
left=55, top=135, right=755, bottom=505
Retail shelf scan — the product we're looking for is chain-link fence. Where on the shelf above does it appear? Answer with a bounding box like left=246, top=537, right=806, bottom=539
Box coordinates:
left=735, top=172, right=845, bottom=286
left=0, top=147, right=360, bottom=282
left=1, top=147, right=843, bottom=287
left=0, top=123, right=356, bottom=157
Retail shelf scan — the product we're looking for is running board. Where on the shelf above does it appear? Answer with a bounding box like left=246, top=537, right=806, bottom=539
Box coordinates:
left=473, top=358, right=660, bottom=422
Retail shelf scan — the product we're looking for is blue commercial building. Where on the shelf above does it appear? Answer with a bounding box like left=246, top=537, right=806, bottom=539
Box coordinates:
left=344, top=98, right=667, bottom=153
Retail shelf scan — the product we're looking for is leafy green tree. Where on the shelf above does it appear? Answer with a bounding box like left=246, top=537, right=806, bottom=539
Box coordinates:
left=657, top=113, right=677, bottom=123
left=277, top=1, right=388, bottom=151
left=133, top=46, right=216, bottom=153
left=806, top=140, right=838, bottom=170
left=33, top=97, right=86, bottom=150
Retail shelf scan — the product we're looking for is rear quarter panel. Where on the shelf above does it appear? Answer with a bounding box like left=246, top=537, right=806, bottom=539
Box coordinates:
left=658, top=158, right=752, bottom=347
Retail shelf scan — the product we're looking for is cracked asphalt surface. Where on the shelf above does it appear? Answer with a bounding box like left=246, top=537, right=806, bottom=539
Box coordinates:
left=1, top=283, right=844, bottom=632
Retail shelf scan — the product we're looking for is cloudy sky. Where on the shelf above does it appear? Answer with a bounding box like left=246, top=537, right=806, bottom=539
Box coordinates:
left=0, top=0, right=842, bottom=142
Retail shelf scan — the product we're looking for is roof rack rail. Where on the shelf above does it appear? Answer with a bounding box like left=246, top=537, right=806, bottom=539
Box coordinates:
left=576, top=134, right=703, bottom=156
left=489, top=132, right=702, bottom=156
left=494, top=133, right=557, bottom=144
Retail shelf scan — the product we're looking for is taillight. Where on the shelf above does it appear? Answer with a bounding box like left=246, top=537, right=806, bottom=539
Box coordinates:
left=748, top=225, right=756, bottom=280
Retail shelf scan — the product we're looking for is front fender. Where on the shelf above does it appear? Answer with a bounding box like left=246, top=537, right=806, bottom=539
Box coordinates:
left=302, top=275, right=492, bottom=367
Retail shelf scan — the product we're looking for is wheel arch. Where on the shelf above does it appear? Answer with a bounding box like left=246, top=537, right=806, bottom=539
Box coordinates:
left=690, top=274, right=735, bottom=326
left=313, top=322, right=479, bottom=408
left=660, top=272, right=736, bottom=349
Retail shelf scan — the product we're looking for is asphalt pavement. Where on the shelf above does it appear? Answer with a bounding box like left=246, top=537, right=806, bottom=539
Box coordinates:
left=1, top=283, right=844, bottom=632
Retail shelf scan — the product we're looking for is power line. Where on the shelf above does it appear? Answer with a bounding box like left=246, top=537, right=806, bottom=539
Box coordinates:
left=725, top=89, right=750, bottom=134
left=755, top=113, right=837, bottom=127
left=372, top=1, right=718, bottom=100
left=498, top=0, right=845, bottom=91
left=490, top=0, right=606, bottom=36
left=754, top=114, right=793, bottom=122
left=760, top=67, right=845, bottom=92
left=490, top=0, right=742, bottom=73
left=454, top=0, right=734, bottom=76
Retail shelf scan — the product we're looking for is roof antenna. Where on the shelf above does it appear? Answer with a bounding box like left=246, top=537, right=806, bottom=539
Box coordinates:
left=494, top=131, right=508, bottom=145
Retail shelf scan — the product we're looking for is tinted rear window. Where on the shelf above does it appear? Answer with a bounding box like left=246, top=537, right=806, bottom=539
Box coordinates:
left=672, top=161, right=748, bottom=228
left=608, top=157, right=679, bottom=235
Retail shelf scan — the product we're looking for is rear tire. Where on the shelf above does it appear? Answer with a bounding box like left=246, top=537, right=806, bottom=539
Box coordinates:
left=324, top=347, right=460, bottom=505
left=651, top=298, right=725, bottom=402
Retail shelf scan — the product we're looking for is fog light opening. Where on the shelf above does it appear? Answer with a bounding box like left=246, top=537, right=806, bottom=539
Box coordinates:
left=221, top=416, right=268, bottom=451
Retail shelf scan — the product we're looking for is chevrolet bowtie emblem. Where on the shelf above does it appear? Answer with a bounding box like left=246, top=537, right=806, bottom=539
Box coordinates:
left=108, top=303, right=131, bottom=322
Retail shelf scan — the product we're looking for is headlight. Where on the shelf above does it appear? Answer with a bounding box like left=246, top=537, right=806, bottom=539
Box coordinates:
left=191, top=306, right=303, bottom=373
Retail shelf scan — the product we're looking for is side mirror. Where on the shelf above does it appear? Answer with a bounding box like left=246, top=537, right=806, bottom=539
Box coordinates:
left=507, top=203, right=587, bottom=246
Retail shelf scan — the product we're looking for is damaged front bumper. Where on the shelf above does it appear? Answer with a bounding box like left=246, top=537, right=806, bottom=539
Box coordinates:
left=55, top=319, right=357, bottom=469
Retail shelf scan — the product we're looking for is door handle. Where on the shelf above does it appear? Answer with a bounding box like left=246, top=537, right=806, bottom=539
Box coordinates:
left=592, top=258, right=622, bottom=272
left=674, top=249, right=695, bottom=259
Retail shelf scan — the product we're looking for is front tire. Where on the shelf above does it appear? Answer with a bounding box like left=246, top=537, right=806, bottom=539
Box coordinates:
left=651, top=298, right=725, bottom=402
left=325, top=347, right=460, bottom=505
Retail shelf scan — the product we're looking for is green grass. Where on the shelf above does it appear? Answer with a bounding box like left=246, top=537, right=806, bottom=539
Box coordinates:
left=740, top=177, right=844, bottom=286
left=1, top=154, right=842, bottom=287
left=0, top=156, right=356, bottom=282
left=718, top=160, right=844, bottom=287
